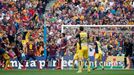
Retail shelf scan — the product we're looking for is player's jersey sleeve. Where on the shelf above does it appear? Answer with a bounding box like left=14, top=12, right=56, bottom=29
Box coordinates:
left=94, top=42, right=98, bottom=53
left=75, top=34, right=81, bottom=49
left=76, top=34, right=80, bottom=39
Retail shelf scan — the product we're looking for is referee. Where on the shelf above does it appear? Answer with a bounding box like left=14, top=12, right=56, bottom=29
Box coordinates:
left=124, top=38, right=133, bottom=69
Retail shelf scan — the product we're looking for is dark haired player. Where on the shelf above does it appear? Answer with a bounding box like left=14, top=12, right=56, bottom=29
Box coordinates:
left=0, top=37, right=12, bottom=70
left=93, top=37, right=104, bottom=70
left=25, top=39, right=41, bottom=70
left=124, top=38, right=133, bottom=69
left=75, top=26, right=90, bottom=73
left=12, top=40, right=26, bottom=70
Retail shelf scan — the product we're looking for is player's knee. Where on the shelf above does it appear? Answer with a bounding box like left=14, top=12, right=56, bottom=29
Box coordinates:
left=78, top=57, right=83, bottom=61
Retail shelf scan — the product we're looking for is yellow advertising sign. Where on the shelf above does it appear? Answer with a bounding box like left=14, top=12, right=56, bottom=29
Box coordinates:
left=106, top=56, right=124, bottom=62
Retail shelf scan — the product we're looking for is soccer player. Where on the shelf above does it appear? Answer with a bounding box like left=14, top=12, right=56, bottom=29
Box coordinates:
left=75, top=26, right=90, bottom=73
left=12, top=40, right=26, bottom=70
left=0, top=48, right=11, bottom=70
left=72, top=43, right=79, bottom=70
left=25, top=38, right=41, bottom=70
left=47, top=42, right=57, bottom=69
left=124, top=38, right=133, bottom=69
left=56, top=33, right=67, bottom=70
left=93, top=37, right=104, bottom=70
left=0, top=37, right=12, bottom=70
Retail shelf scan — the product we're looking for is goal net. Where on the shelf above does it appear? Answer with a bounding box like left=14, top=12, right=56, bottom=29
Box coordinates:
left=61, top=25, right=134, bottom=69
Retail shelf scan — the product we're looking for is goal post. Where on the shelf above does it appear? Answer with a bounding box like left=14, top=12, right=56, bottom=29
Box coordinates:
left=62, top=25, right=134, bottom=33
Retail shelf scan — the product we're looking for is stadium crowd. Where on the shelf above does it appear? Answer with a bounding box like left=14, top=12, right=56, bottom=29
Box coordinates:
left=46, top=0, right=134, bottom=25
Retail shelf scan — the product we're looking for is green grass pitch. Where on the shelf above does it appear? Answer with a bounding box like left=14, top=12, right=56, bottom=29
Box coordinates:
left=0, top=69, right=134, bottom=75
